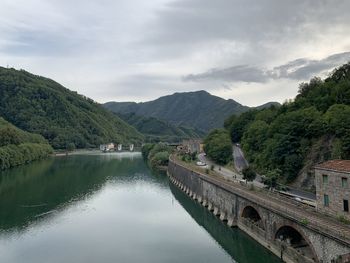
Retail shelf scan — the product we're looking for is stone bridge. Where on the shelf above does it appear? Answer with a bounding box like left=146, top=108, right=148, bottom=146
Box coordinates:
left=168, top=157, right=350, bottom=263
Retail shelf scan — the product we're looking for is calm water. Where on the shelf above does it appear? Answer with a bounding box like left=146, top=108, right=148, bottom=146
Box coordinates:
left=0, top=153, right=281, bottom=263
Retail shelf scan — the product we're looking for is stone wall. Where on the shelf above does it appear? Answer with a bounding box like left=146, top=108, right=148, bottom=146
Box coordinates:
left=168, top=158, right=350, bottom=263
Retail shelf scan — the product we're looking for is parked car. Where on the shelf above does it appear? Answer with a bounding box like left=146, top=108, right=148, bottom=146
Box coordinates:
left=196, top=161, right=206, bottom=166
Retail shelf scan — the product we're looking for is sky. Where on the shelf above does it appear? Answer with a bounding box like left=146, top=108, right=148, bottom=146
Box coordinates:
left=1, top=0, right=350, bottom=106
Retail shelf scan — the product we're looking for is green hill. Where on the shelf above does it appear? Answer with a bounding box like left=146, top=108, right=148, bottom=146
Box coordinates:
left=104, top=90, right=250, bottom=133
left=116, top=112, right=204, bottom=142
left=224, top=63, right=350, bottom=189
left=0, top=117, right=53, bottom=170
left=0, top=67, right=143, bottom=149
left=104, top=91, right=280, bottom=134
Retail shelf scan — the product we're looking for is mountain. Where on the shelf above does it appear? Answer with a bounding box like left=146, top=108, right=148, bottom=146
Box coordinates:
left=116, top=112, right=204, bottom=142
left=254, top=102, right=280, bottom=110
left=0, top=67, right=143, bottom=149
left=0, top=117, right=53, bottom=170
left=104, top=90, right=251, bottom=133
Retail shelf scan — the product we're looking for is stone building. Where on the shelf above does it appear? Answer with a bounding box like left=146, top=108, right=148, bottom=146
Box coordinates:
left=315, top=160, right=350, bottom=220
left=99, top=143, right=115, bottom=152
left=181, top=139, right=203, bottom=153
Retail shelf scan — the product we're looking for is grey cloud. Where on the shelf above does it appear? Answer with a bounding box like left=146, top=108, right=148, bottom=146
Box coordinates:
left=0, top=29, right=84, bottom=56
left=183, top=65, right=268, bottom=83
left=183, top=52, right=350, bottom=83
left=271, top=52, right=350, bottom=80
left=1, top=0, right=350, bottom=105
left=145, top=0, right=350, bottom=47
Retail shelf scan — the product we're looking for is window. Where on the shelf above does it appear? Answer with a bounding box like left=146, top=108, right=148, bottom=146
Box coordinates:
left=324, top=194, right=329, bottom=207
left=344, top=200, right=349, bottom=212
left=342, top=177, right=348, bottom=188
left=322, top=174, right=328, bottom=184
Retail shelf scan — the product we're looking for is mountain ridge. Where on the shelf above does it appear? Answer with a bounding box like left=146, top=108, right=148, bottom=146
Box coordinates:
left=115, top=112, right=204, bottom=142
left=104, top=90, right=279, bottom=133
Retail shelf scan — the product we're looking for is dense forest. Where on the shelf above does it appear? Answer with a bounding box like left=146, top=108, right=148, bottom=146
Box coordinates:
left=116, top=112, right=203, bottom=142
left=224, top=63, right=350, bottom=188
left=0, top=117, right=53, bottom=170
left=0, top=67, right=143, bottom=149
left=203, top=129, right=232, bottom=165
left=141, top=143, right=173, bottom=170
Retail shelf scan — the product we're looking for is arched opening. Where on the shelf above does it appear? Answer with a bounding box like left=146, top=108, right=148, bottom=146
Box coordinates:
left=242, top=206, right=261, bottom=222
left=241, top=206, right=265, bottom=230
left=275, top=226, right=317, bottom=262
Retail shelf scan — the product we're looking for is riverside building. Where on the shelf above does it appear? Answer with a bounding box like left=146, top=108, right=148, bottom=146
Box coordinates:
left=315, top=160, right=350, bottom=220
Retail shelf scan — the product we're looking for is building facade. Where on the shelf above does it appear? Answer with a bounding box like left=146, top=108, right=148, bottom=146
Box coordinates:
left=99, top=143, right=115, bottom=152
left=315, top=160, right=350, bottom=220
left=181, top=139, right=203, bottom=154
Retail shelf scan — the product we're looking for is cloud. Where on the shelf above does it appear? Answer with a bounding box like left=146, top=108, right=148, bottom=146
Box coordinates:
left=270, top=52, right=350, bottom=80
left=183, top=65, right=268, bottom=83
left=142, top=0, right=350, bottom=60
left=1, top=0, right=350, bottom=106
left=183, top=52, right=350, bottom=83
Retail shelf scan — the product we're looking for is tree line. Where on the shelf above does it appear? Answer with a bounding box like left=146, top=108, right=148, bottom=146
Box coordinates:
left=223, top=63, right=350, bottom=184
left=0, top=117, right=53, bottom=170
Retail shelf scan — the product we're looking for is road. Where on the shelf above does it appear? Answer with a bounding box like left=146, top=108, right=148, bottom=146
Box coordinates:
left=233, top=145, right=249, bottom=172
left=198, top=153, right=265, bottom=188
left=199, top=145, right=316, bottom=202
left=285, top=187, right=316, bottom=201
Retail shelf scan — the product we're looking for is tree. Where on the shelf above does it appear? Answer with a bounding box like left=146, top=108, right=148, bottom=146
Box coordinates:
left=203, top=129, right=232, bottom=165
left=324, top=104, right=350, bottom=136
left=242, top=167, right=256, bottom=182
left=66, top=143, right=76, bottom=152
left=264, top=169, right=282, bottom=188
left=150, top=151, right=170, bottom=167
left=141, top=143, right=154, bottom=160
left=227, top=110, right=257, bottom=143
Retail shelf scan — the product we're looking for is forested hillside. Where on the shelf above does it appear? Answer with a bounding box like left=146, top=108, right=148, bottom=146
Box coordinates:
left=0, top=67, right=143, bottom=149
left=104, top=90, right=250, bottom=133
left=116, top=112, right=203, bottom=142
left=225, top=63, right=350, bottom=189
left=0, top=117, right=53, bottom=170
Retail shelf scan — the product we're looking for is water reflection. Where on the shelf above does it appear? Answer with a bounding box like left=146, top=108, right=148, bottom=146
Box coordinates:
left=170, top=184, right=282, bottom=263
left=0, top=152, right=153, bottom=231
left=0, top=153, right=281, bottom=263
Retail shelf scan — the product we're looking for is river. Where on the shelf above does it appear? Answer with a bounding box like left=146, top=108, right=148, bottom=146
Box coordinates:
left=0, top=152, right=281, bottom=263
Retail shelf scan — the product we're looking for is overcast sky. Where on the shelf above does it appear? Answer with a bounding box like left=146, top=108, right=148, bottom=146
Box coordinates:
left=1, top=0, right=350, bottom=106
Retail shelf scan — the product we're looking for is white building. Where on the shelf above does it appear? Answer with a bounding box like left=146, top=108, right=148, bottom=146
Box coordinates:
left=100, top=143, right=115, bottom=152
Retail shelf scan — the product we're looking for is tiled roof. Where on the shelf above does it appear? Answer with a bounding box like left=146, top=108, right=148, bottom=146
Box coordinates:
left=315, top=160, right=350, bottom=173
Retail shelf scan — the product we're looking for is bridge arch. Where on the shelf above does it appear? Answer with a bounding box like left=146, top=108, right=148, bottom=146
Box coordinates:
left=275, top=225, right=319, bottom=262
left=241, top=205, right=266, bottom=230
left=241, top=205, right=261, bottom=222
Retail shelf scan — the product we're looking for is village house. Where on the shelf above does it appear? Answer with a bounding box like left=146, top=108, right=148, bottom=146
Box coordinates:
left=181, top=139, right=203, bottom=154
left=99, top=143, right=115, bottom=152
left=315, top=160, right=350, bottom=220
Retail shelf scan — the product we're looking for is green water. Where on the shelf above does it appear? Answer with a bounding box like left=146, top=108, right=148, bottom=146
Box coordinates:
left=0, top=153, right=281, bottom=263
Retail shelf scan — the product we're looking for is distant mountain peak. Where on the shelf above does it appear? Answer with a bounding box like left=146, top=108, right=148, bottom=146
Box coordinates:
left=103, top=90, right=279, bottom=133
left=104, top=90, right=249, bottom=132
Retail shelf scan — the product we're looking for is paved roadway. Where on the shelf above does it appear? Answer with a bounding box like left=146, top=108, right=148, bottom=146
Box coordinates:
left=198, top=145, right=316, bottom=202
left=233, top=145, right=249, bottom=172
left=197, top=153, right=265, bottom=188
left=232, top=146, right=315, bottom=201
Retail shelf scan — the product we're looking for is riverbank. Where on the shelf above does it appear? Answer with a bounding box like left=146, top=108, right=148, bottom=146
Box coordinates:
left=141, top=143, right=173, bottom=171
left=0, top=143, right=53, bottom=170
